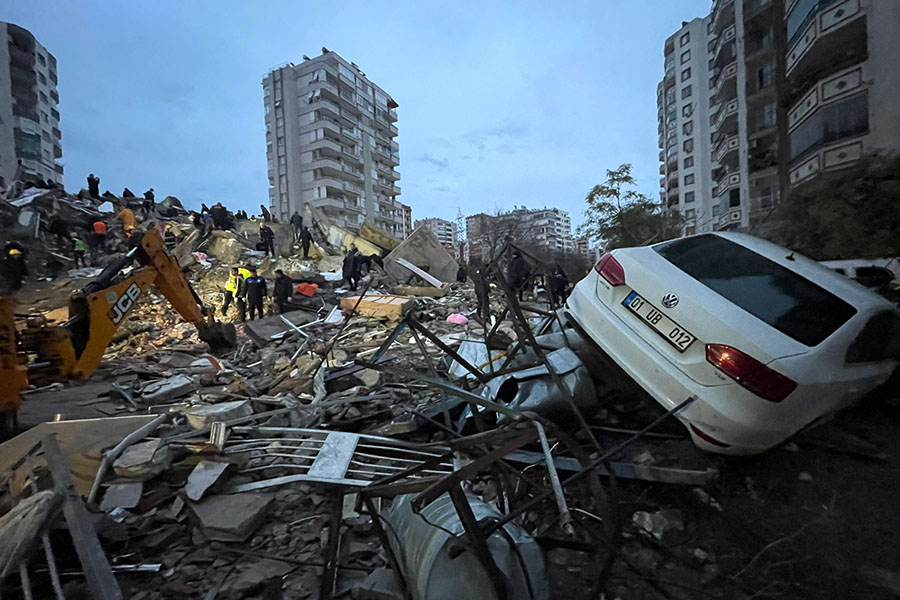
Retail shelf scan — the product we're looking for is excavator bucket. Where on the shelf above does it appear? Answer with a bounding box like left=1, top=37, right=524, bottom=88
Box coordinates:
left=198, top=321, right=237, bottom=354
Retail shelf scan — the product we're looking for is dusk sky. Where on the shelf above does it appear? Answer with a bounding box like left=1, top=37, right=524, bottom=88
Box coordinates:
left=6, top=0, right=709, bottom=230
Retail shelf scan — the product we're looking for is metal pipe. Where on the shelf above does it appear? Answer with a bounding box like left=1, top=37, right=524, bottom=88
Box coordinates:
left=533, top=422, right=574, bottom=536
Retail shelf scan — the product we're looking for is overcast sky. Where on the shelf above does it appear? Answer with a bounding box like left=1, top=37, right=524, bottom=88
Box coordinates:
left=7, top=0, right=708, bottom=230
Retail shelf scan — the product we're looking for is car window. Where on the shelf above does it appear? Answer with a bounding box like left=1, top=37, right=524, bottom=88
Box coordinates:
left=654, top=235, right=857, bottom=346
left=846, top=311, right=900, bottom=363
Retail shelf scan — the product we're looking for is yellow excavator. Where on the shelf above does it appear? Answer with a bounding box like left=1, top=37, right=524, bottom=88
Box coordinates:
left=0, top=229, right=236, bottom=436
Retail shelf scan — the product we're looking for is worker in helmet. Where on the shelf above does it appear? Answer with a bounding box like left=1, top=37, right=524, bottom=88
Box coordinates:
left=1, top=243, right=29, bottom=294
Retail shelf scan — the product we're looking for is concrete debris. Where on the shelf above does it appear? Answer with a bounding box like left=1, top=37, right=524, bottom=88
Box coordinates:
left=140, top=374, right=197, bottom=404
left=100, top=482, right=143, bottom=511
left=184, top=460, right=231, bottom=501
left=183, top=400, right=253, bottom=429
left=112, top=439, right=170, bottom=478
left=189, top=492, right=273, bottom=542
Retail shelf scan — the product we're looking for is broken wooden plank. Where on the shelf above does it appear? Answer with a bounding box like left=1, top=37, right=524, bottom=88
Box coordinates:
left=340, top=295, right=414, bottom=319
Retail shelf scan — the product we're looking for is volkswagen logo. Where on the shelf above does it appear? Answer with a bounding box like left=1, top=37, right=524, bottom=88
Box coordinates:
left=661, top=293, right=679, bottom=308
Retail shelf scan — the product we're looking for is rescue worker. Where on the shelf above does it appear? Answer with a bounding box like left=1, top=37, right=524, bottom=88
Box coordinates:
left=343, top=244, right=360, bottom=291
left=260, top=204, right=272, bottom=223
left=71, top=233, right=87, bottom=268
left=91, top=218, right=108, bottom=255
left=456, top=265, right=467, bottom=283
left=273, top=269, right=294, bottom=313
left=117, top=205, right=137, bottom=235
left=547, top=264, right=569, bottom=308
left=290, top=211, right=304, bottom=242
left=87, top=173, right=100, bottom=199
left=122, top=187, right=135, bottom=198
left=211, top=202, right=228, bottom=230
left=222, top=266, right=245, bottom=320
left=244, top=267, right=267, bottom=320
left=300, top=226, right=313, bottom=258
left=259, top=222, right=276, bottom=257
left=1, top=243, right=28, bottom=294
left=508, top=250, right=532, bottom=301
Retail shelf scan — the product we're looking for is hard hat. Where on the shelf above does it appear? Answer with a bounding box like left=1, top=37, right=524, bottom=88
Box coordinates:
left=8, top=249, right=22, bottom=256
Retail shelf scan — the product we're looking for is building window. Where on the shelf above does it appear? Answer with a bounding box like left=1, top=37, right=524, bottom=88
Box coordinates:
left=41, top=112, right=49, bottom=123
left=681, top=50, right=691, bottom=64
left=267, top=142, right=273, bottom=154
left=685, top=173, right=695, bottom=185
left=682, top=104, right=693, bottom=117
left=708, top=38, right=717, bottom=52
left=684, top=156, right=695, bottom=168
left=265, top=105, right=271, bottom=116
left=278, top=155, right=286, bottom=165
left=277, top=136, right=284, bottom=147
left=790, top=92, right=868, bottom=159
left=264, top=85, right=271, bottom=97
left=682, top=121, right=693, bottom=135
left=39, top=92, right=48, bottom=104
left=683, top=138, right=694, bottom=153
left=681, top=32, right=690, bottom=46
left=685, top=191, right=695, bottom=203
left=712, top=204, right=721, bottom=217
left=37, top=53, right=46, bottom=66
left=681, top=85, right=692, bottom=99
left=681, top=68, right=691, bottom=81
left=276, top=117, right=284, bottom=129
left=685, top=208, right=696, bottom=219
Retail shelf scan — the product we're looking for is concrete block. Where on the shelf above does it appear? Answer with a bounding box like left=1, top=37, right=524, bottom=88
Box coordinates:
left=190, top=492, right=273, bottom=542
left=385, top=226, right=459, bottom=284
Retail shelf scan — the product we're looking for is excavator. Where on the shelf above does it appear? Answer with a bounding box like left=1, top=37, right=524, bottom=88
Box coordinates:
left=0, top=229, right=237, bottom=436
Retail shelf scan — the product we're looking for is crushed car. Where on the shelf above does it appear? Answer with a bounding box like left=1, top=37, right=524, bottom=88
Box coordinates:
left=565, top=232, right=900, bottom=455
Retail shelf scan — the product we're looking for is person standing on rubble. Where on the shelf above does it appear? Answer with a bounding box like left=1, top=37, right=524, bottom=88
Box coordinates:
left=260, top=204, right=272, bottom=223
left=508, top=250, right=532, bottom=301
left=273, top=269, right=294, bottom=313
left=211, top=202, right=228, bottom=230
left=71, top=233, right=87, bottom=268
left=142, top=189, right=155, bottom=217
left=87, top=174, right=100, bottom=199
left=222, top=266, right=246, bottom=320
left=244, top=267, right=267, bottom=320
left=1, top=243, right=29, bottom=294
left=91, top=218, right=108, bottom=255
left=547, top=264, right=570, bottom=308
left=290, top=211, right=304, bottom=242
left=300, top=226, right=313, bottom=259
left=343, top=244, right=360, bottom=291
left=259, top=222, right=276, bottom=257
left=117, top=205, right=137, bottom=235
left=122, top=187, right=135, bottom=199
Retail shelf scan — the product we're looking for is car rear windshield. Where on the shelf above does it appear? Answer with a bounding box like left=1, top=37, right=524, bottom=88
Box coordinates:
left=654, top=235, right=857, bottom=346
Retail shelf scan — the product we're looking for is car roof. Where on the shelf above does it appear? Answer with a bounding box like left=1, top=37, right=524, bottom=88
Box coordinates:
left=658, top=232, right=897, bottom=313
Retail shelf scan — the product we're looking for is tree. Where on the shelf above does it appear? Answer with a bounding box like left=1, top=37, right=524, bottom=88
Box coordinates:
left=579, top=164, right=682, bottom=250
left=769, top=153, right=900, bottom=259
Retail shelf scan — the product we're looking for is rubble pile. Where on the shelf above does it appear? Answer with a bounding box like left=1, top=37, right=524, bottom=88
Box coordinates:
left=3, top=185, right=900, bottom=600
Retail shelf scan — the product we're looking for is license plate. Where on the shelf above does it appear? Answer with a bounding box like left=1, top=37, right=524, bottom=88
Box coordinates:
left=622, top=291, right=695, bottom=352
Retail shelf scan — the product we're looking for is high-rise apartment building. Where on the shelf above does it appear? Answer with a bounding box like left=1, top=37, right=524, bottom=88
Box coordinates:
left=415, top=217, right=457, bottom=252
left=657, top=17, right=716, bottom=236
left=262, top=49, right=407, bottom=237
left=661, top=0, right=900, bottom=238
left=0, top=23, right=63, bottom=186
left=465, top=207, right=572, bottom=260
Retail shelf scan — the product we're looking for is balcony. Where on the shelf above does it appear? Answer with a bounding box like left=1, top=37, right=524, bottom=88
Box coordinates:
left=388, top=107, right=398, bottom=122
left=713, top=36, right=736, bottom=71
left=309, top=196, right=346, bottom=211
left=52, top=127, right=61, bottom=140
left=307, top=97, right=340, bottom=116
left=53, top=144, right=63, bottom=159
left=308, top=156, right=344, bottom=175
left=715, top=169, right=740, bottom=195
left=307, top=137, right=342, bottom=155
left=714, top=134, right=740, bottom=163
left=786, top=1, right=867, bottom=102
left=342, top=147, right=362, bottom=165
left=712, top=0, right=735, bottom=33
left=712, top=99, right=739, bottom=133
left=711, top=61, right=738, bottom=103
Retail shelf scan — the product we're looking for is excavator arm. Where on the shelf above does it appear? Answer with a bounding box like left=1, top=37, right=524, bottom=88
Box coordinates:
left=0, top=229, right=236, bottom=434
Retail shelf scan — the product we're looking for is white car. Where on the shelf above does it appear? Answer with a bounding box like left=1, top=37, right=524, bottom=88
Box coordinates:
left=565, top=232, right=900, bottom=455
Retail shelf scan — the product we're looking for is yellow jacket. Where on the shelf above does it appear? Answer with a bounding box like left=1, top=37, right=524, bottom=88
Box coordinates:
left=118, top=208, right=136, bottom=230
left=226, top=274, right=241, bottom=294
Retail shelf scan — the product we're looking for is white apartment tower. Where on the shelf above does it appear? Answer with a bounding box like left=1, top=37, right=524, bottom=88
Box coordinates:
left=0, top=23, right=63, bottom=186
left=657, top=17, right=716, bottom=236
left=262, top=49, right=408, bottom=237
left=414, top=217, right=457, bottom=251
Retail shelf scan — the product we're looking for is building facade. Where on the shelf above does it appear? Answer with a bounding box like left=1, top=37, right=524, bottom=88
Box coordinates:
left=657, top=17, right=717, bottom=236
left=662, top=0, right=900, bottom=238
left=415, top=217, right=457, bottom=252
left=0, top=23, right=63, bottom=186
left=262, top=49, right=406, bottom=237
left=465, top=207, right=573, bottom=261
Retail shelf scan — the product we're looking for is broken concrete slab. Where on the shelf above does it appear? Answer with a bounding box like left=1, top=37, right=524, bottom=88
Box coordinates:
left=113, top=439, right=171, bottom=478
left=393, top=257, right=444, bottom=288
left=329, top=225, right=386, bottom=256
left=183, top=400, right=252, bottom=430
left=221, top=558, right=293, bottom=596
left=207, top=232, right=247, bottom=264
left=353, top=568, right=405, bottom=600
left=140, top=374, right=197, bottom=404
left=384, top=225, right=459, bottom=284
left=359, top=222, right=400, bottom=251
left=340, top=295, right=414, bottom=319
left=189, top=492, right=273, bottom=542
left=393, top=284, right=449, bottom=298
left=184, top=460, right=232, bottom=501
left=242, top=310, right=318, bottom=346
left=100, top=482, right=143, bottom=511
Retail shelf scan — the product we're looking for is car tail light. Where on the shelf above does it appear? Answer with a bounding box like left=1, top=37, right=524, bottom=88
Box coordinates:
left=706, top=344, right=797, bottom=403
left=594, top=253, right=625, bottom=286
